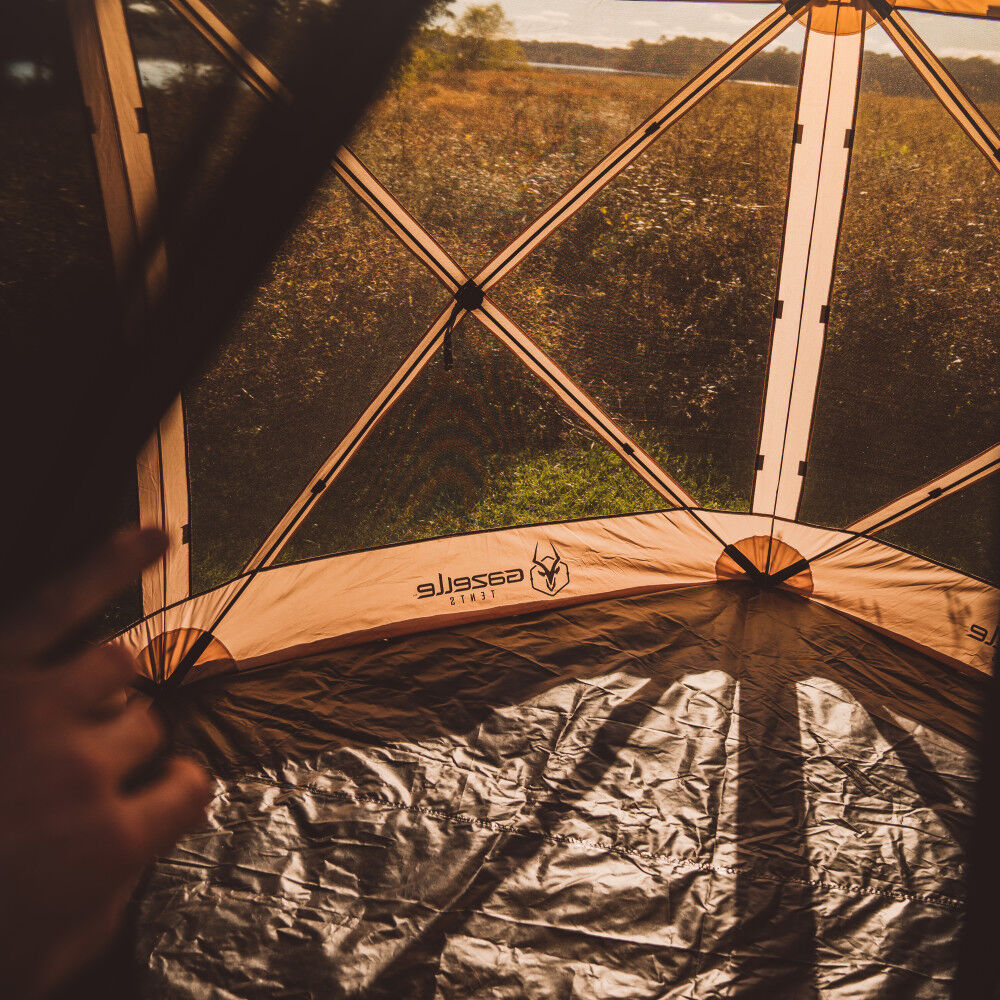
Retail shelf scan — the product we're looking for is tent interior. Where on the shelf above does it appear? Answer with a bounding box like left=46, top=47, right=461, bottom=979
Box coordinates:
left=4, top=0, right=999, bottom=994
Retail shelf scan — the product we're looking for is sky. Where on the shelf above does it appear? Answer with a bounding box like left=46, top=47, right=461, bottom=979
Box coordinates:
left=447, top=0, right=1000, bottom=61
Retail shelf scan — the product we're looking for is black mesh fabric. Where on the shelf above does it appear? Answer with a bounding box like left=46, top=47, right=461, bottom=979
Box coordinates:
left=278, top=321, right=666, bottom=563
left=878, top=475, right=1000, bottom=585
left=189, top=0, right=348, bottom=89
left=351, top=40, right=639, bottom=272
left=490, top=58, right=802, bottom=511
left=180, top=177, right=449, bottom=592
left=799, top=28, right=999, bottom=585
left=348, top=7, right=806, bottom=274
left=125, top=0, right=264, bottom=219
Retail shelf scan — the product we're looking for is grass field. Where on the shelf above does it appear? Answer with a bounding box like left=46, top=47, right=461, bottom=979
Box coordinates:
left=4, top=50, right=998, bottom=615
left=183, top=63, right=998, bottom=587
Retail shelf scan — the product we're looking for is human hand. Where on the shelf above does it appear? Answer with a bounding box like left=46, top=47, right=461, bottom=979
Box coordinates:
left=0, top=528, right=212, bottom=1000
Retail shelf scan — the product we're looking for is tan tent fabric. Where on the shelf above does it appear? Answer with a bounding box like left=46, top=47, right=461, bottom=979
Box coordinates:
left=68, top=0, right=190, bottom=613
left=811, top=1, right=866, bottom=34
left=753, top=17, right=864, bottom=519
left=744, top=515, right=998, bottom=673
left=115, top=512, right=999, bottom=679
left=120, top=512, right=721, bottom=680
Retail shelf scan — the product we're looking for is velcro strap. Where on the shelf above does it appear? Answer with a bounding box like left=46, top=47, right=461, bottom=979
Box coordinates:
left=723, top=544, right=767, bottom=583
left=769, top=558, right=811, bottom=585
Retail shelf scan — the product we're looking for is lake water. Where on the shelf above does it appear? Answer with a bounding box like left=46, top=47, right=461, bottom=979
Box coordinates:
left=527, top=61, right=787, bottom=87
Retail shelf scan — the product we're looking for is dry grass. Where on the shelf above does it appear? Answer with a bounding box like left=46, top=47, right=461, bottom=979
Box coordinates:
left=4, top=59, right=998, bottom=602
left=187, top=65, right=1000, bottom=585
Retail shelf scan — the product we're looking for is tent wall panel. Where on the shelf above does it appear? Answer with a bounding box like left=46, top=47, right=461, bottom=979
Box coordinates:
left=873, top=4, right=1000, bottom=171
left=211, top=11, right=801, bottom=571
left=473, top=4, right=803, bottom=291
left=243, top=304, right=700, bottom=577
left=68, top=0, right=190, bottom=611
left=117, top=512, right=999, bottom=680
left=849, top=443, right=1000, bottom=535
left=877, top=475, right=1000, bottom=586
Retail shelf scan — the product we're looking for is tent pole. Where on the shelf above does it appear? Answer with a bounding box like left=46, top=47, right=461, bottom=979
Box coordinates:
left=67, top=0, right=191, bottom=614
left=849, top=444, right=1000, bottom=536
left=751, top=9, right=865, bottom=530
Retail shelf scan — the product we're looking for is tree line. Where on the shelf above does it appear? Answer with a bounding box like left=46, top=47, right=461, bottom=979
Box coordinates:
left=515, top=36, right=1000, bottom=103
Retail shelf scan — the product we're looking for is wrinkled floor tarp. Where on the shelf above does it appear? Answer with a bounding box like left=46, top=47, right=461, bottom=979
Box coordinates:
left=137, top=582, right=985, bottom=998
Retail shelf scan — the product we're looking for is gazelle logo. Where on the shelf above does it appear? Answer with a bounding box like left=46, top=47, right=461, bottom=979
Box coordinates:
left=413, top=541, right=571, bottom=605
left=530, top=541, right=570, bottom=596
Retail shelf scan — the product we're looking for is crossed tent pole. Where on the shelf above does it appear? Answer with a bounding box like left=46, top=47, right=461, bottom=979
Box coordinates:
left=149, top=0, right=808, bottom=686
left=224, top=1, right=802, bottom=574
left=164, top=0, right=998, bottom=582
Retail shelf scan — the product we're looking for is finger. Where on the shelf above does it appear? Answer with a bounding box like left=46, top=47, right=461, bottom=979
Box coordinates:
left=88, top=702, right=165, bottom=784
left=50, top=643, right=137, bottom=716
left=0, top=527, right=167, bottom=661
left=119, top=757, right=212, bottom=861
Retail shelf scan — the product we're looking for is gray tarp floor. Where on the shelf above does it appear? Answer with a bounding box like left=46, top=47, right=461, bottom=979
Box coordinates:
left=137, top=581, right=985, bottom=999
